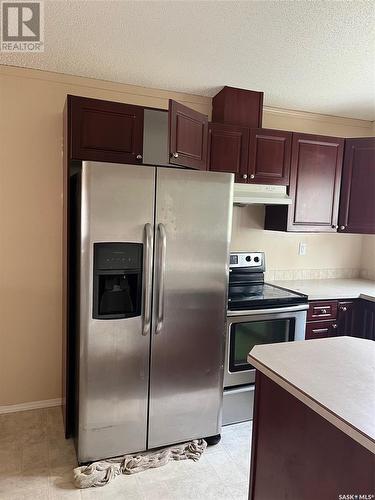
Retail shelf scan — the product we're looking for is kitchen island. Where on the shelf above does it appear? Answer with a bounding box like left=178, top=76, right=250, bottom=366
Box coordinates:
left=248, top=337, right=375, bottom=500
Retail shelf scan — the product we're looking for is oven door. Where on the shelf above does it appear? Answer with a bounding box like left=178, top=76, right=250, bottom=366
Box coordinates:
left=224, top=305, right=307, bottom=388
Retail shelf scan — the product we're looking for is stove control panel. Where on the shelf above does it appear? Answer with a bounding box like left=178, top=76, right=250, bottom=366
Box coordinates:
left=229, top=252, right=264, bottom=269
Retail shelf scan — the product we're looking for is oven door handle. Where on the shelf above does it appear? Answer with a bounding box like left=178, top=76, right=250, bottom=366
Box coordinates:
left=227, top=304, right=309, bottom=317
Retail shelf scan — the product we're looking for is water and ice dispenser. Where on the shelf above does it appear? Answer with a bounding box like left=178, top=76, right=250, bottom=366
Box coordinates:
left=93, top=243, right=143, bottom=320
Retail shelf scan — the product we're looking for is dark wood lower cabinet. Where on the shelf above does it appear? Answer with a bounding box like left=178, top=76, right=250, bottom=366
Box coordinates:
left=337, top=300, right=357, bottom=336
left=306, top=299, right=374, bottom=341
left=249, top=373, right=374, bottom=499
left=356, top=299, right=375, bottom=341
left=305, top=320, right=338, bottom=340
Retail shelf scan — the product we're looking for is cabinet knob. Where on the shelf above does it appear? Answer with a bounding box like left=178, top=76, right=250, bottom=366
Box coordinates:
left=136, top=154, right=142, bottom=160
left=321, top=308, right=327, bottom=314
left=242, top=174, right=248, bottom=179
left=332, top=225, right=338, bottom=229
left=332, top=323, right=338, bottom=329
left=340, top=306, right=347, bottom=312
left=340, top=225, right=346, bottom=230
left=250, top=174, right=255, bottom=179
left=172, top=152, right=179, bottom=158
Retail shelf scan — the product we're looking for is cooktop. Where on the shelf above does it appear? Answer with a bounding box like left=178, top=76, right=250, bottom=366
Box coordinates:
left=228, top=252, right=308, bottom=311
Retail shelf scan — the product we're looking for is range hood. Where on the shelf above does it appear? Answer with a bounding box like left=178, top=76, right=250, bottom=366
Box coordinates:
left=233, top=183, right=292, bottom=206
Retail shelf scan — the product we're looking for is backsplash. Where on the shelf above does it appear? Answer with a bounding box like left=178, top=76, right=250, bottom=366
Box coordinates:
left=360, top=269, right=375, bottom=281
left=231, top=205, right=370, bottom=280
left=265, top=268, right=360, bottom=282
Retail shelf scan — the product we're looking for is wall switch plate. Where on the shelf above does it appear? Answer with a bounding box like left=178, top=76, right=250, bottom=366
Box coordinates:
left=298, top=242, right=307, bottom=256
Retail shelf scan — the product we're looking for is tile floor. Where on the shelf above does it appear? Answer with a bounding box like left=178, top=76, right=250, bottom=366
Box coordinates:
left=0, top=407, right=252, bottom=500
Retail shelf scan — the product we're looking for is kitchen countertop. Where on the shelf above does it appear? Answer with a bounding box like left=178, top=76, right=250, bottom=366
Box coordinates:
left=269, top=278, right=375, bottom=301
left=248, top=337, right=375, bottom=454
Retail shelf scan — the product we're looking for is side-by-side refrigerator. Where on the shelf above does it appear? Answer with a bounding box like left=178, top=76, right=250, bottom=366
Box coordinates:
left=68, top=161, right=233, bottom=463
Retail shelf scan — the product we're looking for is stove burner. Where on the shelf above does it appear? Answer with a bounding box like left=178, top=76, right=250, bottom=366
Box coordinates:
left=228, top=252, right=307, bottom=311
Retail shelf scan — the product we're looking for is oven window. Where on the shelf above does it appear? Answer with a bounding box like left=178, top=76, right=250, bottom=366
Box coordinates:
left=229, top=319, right=295, bottom=372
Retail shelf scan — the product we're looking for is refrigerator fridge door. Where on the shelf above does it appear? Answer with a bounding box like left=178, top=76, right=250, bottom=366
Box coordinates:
left=148, top=168, right=233, bottom=448
left=78, top=162, right=155, bottom=462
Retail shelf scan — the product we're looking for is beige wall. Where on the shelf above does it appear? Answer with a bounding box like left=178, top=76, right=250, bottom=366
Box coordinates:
left=0, top=66, right=211, bottom=407
left=360, top=235, right=375, bottom=279
left=231, top=206, right=364, bottom=279
left=0, top=65, right=373, bottom=406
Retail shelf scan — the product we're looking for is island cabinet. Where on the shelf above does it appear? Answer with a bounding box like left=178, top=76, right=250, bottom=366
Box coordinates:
left=338, top=137, right=375, bottom=234
left=67, top=95, right=209, bottom=170
left=248, top=338, right=375, bottom=500
left=265, top=133, right=345, bottom=232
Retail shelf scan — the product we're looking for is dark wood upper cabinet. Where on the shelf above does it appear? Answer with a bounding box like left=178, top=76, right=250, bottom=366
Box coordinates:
left=265, top=133, right=344, bottom=232
left=338, top=137, right=375, bottom=234
left=212, top=86, right=263, bottom=128
left=248, top=129, right=292, bottom=185
left=169, top=100, right=208, bottom=170
left=207, top=123, right=249, bottom=182
left=68, top=95, right=144, bottom=164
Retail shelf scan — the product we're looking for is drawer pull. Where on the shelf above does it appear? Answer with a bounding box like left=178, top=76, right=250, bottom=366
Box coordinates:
left=313, top=329, right=328, bottom=334
left=320, top=308, right=327, bottom=314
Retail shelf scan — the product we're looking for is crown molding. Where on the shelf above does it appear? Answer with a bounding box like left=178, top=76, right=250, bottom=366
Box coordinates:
left=1, top=64, right=373, bottom=127
left=0, top=64, right=211, bottom=108
left=263, top=105, right=372, bottom=129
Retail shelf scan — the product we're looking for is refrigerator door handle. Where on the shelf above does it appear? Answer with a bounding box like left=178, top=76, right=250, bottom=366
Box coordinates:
left=155, top=223, right=167, bottom=334
left=142, top=223, right=153, bottom=336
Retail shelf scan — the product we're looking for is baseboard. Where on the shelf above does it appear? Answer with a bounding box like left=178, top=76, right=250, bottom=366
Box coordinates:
left=0, top=398, right=62, bottom=414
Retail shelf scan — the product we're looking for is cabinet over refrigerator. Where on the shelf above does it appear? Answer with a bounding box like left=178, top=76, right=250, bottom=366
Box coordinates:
left=65, top=162, right=233, bottom=463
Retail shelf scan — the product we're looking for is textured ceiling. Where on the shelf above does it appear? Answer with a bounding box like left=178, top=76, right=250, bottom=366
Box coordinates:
left=1, top=0, right=375, bottom=120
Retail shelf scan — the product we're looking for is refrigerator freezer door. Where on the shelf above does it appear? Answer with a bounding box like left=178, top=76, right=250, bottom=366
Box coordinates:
left=78, top=162, right=155, bottom=462
left=148, top=168, right=233, bottom=448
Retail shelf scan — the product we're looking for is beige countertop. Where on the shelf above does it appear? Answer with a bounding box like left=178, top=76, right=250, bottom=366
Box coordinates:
left=248, top=337, right=375, bottom=454
left=269, top=278, right=375, bottom=301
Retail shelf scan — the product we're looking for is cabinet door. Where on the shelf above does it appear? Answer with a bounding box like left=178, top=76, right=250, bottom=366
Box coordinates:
left=337, top=301, right=357, bottom=336
left=248, top=129, right=292, bottom=185
left=288, top=133, right=344, bottom=232
left=207, top=123, right=249, bottom=182
left=169, top=100, right=208, bottom=170
left=305, top=320, right=338, bottom=340
left=69, top=95, right=144, bottom=164
left=357, top=300, right=375, bottom=341
left=338, top=138, right=375, bottom=234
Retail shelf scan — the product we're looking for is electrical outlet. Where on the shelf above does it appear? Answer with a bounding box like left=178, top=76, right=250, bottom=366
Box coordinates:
left=298, top=242, right=307, bottom=256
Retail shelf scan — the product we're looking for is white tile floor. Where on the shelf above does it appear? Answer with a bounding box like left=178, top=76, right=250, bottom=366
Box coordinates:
left=0, top=407, right=252, bottom=500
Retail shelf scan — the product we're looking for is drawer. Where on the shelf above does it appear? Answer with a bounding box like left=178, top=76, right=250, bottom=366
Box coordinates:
left=305, top=320, right=338, bottom=340
left=307, top=300, right=337, bottom=321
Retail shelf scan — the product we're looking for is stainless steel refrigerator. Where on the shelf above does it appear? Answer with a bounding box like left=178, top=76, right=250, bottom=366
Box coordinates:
left=70, top=161, right=233, bottom=463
